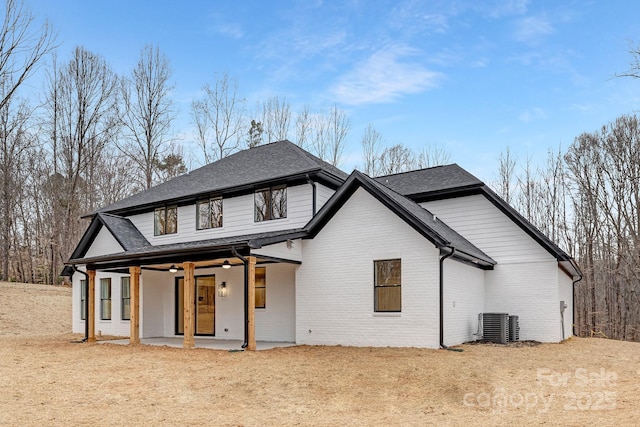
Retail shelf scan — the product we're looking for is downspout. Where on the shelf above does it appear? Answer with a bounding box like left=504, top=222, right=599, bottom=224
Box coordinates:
left=306, top=174, right=317, bottom=216
left=570, top=260, right=583, bottom=338
left=439, top=247, right=455, bottom=349
left=72, top=265, right=90, bottom=342
left=232, top=246, right=249, bottom=349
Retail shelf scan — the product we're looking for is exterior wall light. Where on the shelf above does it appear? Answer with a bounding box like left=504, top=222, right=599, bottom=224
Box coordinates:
left=222, top=260, right=231, bottom=269
left=169, top=265, right=178, bottom=273
left=218, top=281, right=227, bottom=297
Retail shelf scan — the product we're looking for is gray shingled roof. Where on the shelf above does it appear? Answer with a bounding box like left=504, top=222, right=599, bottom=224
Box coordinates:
left=377, top=164, right=578, bottom=272
left=68, top=228, right=304, bottom=266
left=99, top=213, right=150, bottom=251
left=306, top=170, right=496, bottom=267
left=365, top=174, right=495, bottom=264
left=375, top=164, right=483, bottom=197
left=91, top=140, right=348, bottom=216
left=69, top=213, right=151, bottom=260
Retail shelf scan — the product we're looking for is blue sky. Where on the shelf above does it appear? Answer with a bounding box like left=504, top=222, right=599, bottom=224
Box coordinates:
left=27, top=0, right=640, bottom=182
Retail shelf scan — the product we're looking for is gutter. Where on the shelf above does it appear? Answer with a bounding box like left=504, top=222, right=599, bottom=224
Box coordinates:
left=231, top=246, right=249, bottom=349
left=72, top=266, right=90, bottom=342
left=439, top=247, right=455, bottom=349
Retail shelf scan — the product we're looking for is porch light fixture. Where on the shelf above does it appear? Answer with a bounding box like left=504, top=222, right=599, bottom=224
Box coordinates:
left=169, top=265, right=178, bottom=273
left=218, top=281, right=227, bottom=298
left=222, top=260, right=231, bottom=269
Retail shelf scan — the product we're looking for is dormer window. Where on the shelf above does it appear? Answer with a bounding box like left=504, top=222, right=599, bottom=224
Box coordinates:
left=197, top=197, right=223, bottom=230
left=254, top=186, right=287, bottom=222
left=154, top=206, right=177, bottom=235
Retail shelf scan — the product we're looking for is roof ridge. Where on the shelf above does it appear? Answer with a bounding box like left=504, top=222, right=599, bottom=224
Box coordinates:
left=375, top=163, right=458, bottom=179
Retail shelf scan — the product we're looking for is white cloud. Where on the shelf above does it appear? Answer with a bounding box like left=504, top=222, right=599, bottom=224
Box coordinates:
left=518, top=107, right=548, bottom=122
left=513, top=16, right=554, bottom=43
left=485, top=0, right=529, bottom=18
left=330, top=46, right=442, bottom=105
left=389, top=0, right=454, bottom=35
left=471, top=58, right=489, bottom=68
left=213, top=23, right=244, bottom=39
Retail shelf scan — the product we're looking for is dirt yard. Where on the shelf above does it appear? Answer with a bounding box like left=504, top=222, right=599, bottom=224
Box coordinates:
left=1, top=282, right=639, bottom=426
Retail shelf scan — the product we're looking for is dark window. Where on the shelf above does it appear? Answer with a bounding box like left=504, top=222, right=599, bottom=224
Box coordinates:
left=374, top=259, right=401, bottom=312
left=255, top=267, right=266, bottom=309
left=197, top=198, right=223, bottom=230
left=80, top=279, right=86, bottom=320
left=254, top=186, right=287, bottom=222
left=154, top=206, right=178, bottom=235
left=100, top=278, right=112, bottom=320
left=121, top=277, right=130, bottom=320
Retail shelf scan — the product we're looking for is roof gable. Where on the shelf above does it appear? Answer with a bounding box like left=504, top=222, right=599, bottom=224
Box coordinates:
left=69, top=213, right=150, bottom=261
left=89, top=140, right=348, bottom=217
left=378, top=164, right=579, bottom=274
left=306, top=170, right=495, bottom=268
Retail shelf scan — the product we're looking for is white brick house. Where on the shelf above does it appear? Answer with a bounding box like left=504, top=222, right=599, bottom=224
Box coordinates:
left=65, top=140, right=581, bottom=349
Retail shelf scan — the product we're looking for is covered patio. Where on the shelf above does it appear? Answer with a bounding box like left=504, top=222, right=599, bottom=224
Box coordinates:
left=66, top=215, right=303, bottom=351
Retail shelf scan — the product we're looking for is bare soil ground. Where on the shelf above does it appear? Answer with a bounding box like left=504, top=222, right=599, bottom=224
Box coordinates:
left=1, top=282, right=639, bottom=426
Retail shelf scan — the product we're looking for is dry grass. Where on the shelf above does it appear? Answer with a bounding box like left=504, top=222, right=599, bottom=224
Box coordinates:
left=1, top=282, right=639, bottom=426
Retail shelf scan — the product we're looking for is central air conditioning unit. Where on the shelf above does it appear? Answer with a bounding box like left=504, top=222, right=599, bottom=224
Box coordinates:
left=482, top=313, right=509, bottom=344
left=508, top=315, right=520, bottom=342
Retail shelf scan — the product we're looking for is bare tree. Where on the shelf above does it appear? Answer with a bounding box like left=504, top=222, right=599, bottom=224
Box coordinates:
left=119, top=45, right=175, bottom=189
left=327, top=104, right=350, bottom=167
left=496, top=147, right=517, bottom=204
left=304, top=104, right=350, bottom=167
left=260, top=95, right=291, bottom=143
left=361, top=123, right=382, bottom=176
left=0, top=89, right=34, bottom=280
left=295, top=105, right=311, bottom=149
left=378, top=144, right=416, bottom=176
left=617, top=42, right=640, bottom=79
left=415, top=145, right=451, bottom=169
left=45, top=46, right=120, bottom=276
left=191, top=73, right=245, bottom=163
left=0, top=0, right=55, bottom=111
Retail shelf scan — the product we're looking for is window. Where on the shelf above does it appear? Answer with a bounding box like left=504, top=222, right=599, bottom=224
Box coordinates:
left=254, top=186, right=287, bottom=222
left=121, top=277, right=130, bottom=320
left=374, top=259, right=401, bottom=312
left=100, top=278, right=112, bottom=320
left=197, top=197, right=223, bottom=230
left=80, top=279, right=86, bottom=320
left=255, top=267, right=266, bottom=309
left=154, top=206, right=177, bottom=235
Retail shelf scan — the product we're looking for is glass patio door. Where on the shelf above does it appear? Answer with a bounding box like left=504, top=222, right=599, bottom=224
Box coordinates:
left=176, top=276, right=216, bottom=336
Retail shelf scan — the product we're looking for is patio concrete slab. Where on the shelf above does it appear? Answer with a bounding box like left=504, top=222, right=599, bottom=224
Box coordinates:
left=101, top=337, right=296, bottom=351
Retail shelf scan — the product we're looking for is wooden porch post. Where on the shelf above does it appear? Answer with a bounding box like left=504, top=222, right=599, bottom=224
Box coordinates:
left=87, top=270, right=96, bottom=343
left=183, top=262, right=195, bottom=348
left=247, top=256, right=256, bottom=351
left=129, top=266, right=141, bottom=345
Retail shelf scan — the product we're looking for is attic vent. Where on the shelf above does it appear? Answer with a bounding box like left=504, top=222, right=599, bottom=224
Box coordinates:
left=508, top=315, right=520, bottom=342
left=482, top=313, right=509, bottom=344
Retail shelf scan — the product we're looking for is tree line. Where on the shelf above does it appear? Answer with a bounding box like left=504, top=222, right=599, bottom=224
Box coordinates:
left=3, top=0, right=640, bottom=343
left=0, top=0, right=445, bottom=286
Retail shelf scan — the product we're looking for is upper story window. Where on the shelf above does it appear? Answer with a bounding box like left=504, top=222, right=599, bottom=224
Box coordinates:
left=255, top=186, right=287, bottom=222
left=197, top=197, right=223, bottom=230
left=154, top=206, right=177, bottom=236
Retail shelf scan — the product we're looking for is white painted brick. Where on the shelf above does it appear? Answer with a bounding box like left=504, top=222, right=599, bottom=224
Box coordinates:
left=296, top=187, right=441, bottom=348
